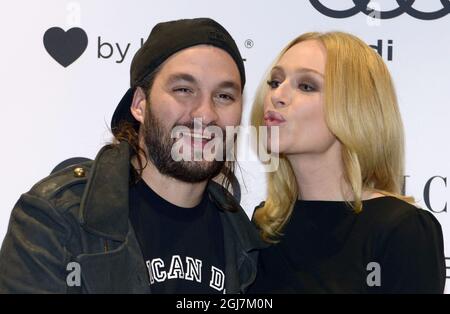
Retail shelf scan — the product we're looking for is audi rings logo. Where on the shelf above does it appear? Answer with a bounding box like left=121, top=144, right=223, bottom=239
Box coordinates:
left=310, top=0, right=450, bottom=20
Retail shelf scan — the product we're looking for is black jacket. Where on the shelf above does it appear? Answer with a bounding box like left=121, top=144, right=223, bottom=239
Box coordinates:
left=0, top=142, right=265, bottom=293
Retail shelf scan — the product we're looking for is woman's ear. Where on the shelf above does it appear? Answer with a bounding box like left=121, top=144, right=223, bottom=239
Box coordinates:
left=130, top=87, right=147, bottom=123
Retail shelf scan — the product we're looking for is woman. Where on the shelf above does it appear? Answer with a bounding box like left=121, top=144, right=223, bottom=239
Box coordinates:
left=248, top=32, right=445, bottom=293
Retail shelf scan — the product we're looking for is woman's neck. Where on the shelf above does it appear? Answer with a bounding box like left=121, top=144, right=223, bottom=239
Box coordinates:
left=287, top=141, right=351, bottom=201
left=287, top=141, right=384, bottom=201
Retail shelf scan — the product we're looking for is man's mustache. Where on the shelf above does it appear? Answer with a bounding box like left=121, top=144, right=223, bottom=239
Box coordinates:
left=173, top=120, right=222, bottom=131
left=171, top=121, right=228, bottom=142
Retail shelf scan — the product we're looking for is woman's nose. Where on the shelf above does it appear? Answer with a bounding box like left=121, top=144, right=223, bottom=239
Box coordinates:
left=270, top=83, right=291, bottom=108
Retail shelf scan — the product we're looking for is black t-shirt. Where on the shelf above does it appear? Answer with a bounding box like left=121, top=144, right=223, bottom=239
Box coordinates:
left=129, top=179, right=226, bottom=294
left=249, top=196, right=446, bottom=294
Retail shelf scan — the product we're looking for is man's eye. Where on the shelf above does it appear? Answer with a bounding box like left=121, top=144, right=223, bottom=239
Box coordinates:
left=214, top=93, right=235, bottom=105
left=266, top=80, right=280, bottom=89
left=173, top=87, right=192, bottom=94
left=218, top=94, right=234, bottom=101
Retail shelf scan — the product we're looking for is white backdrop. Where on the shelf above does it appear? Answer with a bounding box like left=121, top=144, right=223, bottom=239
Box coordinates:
left=0, top=0, right=449, bottom=292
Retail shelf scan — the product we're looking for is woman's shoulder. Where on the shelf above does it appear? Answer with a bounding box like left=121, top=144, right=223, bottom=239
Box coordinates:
left=363, top=195, right=426, bottom=216
left=360, top=196, right=442, bottom=237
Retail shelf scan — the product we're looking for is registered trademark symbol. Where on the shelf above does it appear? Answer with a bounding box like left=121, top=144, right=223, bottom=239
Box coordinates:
left=245, top=39, right=254, bottom=49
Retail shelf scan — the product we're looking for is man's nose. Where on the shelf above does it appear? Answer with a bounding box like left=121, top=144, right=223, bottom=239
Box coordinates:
left=190, top=96, right=219, bottom=126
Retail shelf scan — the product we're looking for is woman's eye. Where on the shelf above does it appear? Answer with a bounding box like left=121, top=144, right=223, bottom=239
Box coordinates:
left=299, top=83, right=315, bottom=92
left=266, top=80, right=280, bottom=89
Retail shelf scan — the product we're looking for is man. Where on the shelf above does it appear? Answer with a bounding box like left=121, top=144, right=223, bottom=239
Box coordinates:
left=0, top=18, right=264, bottom=293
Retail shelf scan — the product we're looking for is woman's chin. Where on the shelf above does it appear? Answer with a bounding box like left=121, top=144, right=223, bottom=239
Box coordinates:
left=264, top=143, right=284, bottom=155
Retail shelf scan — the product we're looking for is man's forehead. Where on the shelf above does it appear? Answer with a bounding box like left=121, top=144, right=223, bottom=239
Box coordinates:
left=151, top=45, right=241, bottom=89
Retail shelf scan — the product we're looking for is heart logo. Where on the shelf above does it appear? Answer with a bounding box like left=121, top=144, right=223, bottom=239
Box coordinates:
left=43, top=27, right=88, bottom=67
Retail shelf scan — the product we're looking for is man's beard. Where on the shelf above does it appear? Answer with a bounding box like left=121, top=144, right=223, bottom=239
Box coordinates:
left=142, top=107, right=226, bottom=183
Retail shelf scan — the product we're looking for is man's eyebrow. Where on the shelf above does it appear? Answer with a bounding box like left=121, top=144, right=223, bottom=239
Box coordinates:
left=167, top=73, right=198, bottom=84
left=167, top=73, right=241, bottom=92
left=271, top=65, right=324, bottom=78
left=217, top=81, right=241, bottom=92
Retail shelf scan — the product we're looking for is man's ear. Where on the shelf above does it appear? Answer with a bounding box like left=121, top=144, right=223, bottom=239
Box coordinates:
left=130, top=87, right=147, bottom=123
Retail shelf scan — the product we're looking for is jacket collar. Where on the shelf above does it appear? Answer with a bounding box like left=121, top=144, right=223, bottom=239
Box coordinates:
left=207, top=181, right=267, bottom=252
left=79, top=141, right=267, bottom=253
left=79, top=141, right=131, bottom=241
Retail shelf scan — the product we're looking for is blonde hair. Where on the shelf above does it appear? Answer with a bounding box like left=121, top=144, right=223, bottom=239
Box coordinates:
left=251, top=31, right=413, bottom=243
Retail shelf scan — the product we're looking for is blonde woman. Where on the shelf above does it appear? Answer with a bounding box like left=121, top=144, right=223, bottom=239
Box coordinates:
left=248, top=32, right=445, bottom=293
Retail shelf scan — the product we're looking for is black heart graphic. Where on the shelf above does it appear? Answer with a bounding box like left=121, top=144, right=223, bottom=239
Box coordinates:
left=43, top=27, right=88, bottom=67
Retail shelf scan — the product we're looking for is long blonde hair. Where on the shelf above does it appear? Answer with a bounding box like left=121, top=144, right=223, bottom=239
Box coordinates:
left=252, top=31, right=413, bottom=243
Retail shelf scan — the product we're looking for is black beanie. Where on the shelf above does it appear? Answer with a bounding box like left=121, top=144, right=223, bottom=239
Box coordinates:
left=111, top=17, right=245, bottom=133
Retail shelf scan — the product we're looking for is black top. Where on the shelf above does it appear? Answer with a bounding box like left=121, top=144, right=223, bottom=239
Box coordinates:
left=129, top=179, right=226, bottom=294
left=249, top=196, right=446, bottom=293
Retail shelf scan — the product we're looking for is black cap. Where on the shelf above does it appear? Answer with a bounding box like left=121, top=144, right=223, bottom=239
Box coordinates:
left=111, top=18, right=246, bottom=133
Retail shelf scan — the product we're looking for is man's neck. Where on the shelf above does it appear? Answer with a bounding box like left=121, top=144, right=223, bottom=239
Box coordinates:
left=131, top=156, right=208, bottom=208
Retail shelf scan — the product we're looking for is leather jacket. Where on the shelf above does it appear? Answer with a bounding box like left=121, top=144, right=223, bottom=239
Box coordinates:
left=0, top=141, right=266, bottom=293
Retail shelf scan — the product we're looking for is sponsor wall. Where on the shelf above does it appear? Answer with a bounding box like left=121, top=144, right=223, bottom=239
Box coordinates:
left=0, top=0, right=449, bottom=291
